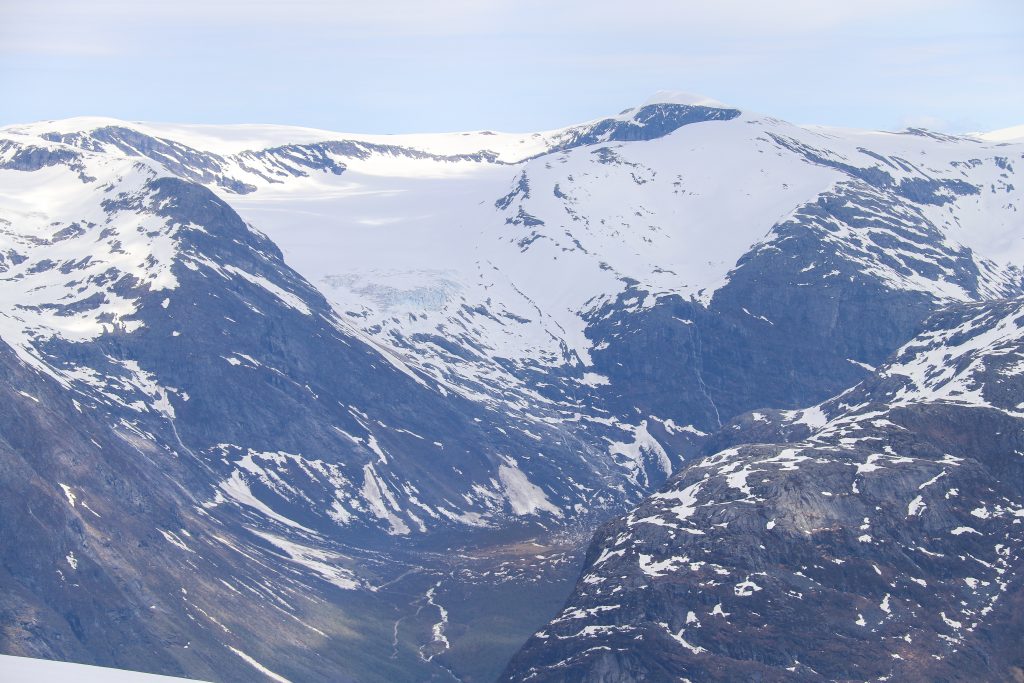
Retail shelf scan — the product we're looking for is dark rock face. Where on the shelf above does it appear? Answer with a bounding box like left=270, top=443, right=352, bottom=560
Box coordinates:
left=504, top=298, right=1024, bottom=682
left=0, top=139, right=94, bottom=181
left=63, top=174, right=655, bottom=541
left=580, top=174, right=1022, bottom=444
left=0, top=333, right=424, bottom=683
left=550, top=104, right=742, bottom=153
left=769, top=133, right=982, bottom=205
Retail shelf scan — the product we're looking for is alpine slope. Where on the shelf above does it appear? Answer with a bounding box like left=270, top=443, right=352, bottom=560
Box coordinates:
left=505, top=296, right=1024, bottom=682
left=0, top=92, right=1021, bottom=681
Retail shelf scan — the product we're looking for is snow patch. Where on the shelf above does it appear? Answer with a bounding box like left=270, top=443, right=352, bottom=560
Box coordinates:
left=498, top=463, right=562, bottom=517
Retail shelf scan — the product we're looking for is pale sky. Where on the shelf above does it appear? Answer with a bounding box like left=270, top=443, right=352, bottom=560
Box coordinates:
left=0, top=0, right=1021, bottom=134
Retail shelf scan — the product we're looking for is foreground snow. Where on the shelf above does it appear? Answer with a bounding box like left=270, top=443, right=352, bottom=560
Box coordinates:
left=0, top=655, right=205, bottom=682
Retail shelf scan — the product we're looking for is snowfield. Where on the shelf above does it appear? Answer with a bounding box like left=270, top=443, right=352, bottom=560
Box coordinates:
left=0, top=655, right=206, bottom=683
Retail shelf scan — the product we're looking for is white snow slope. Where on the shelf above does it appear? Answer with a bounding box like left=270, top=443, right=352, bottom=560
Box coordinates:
left=0, top=654, right=207, bottom=683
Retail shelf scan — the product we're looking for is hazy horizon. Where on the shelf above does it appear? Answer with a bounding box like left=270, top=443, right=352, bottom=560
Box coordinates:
left=1, top=0, right=1021, bottom=135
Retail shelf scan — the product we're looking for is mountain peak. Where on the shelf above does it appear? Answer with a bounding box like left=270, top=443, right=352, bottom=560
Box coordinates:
left=640, top=90, right=730, bottom=109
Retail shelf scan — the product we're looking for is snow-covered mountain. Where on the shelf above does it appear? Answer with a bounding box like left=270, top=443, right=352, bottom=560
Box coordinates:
left=504, top=296, right=1024, bottom=681
left=0, top=94, right=1022, bottom=681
